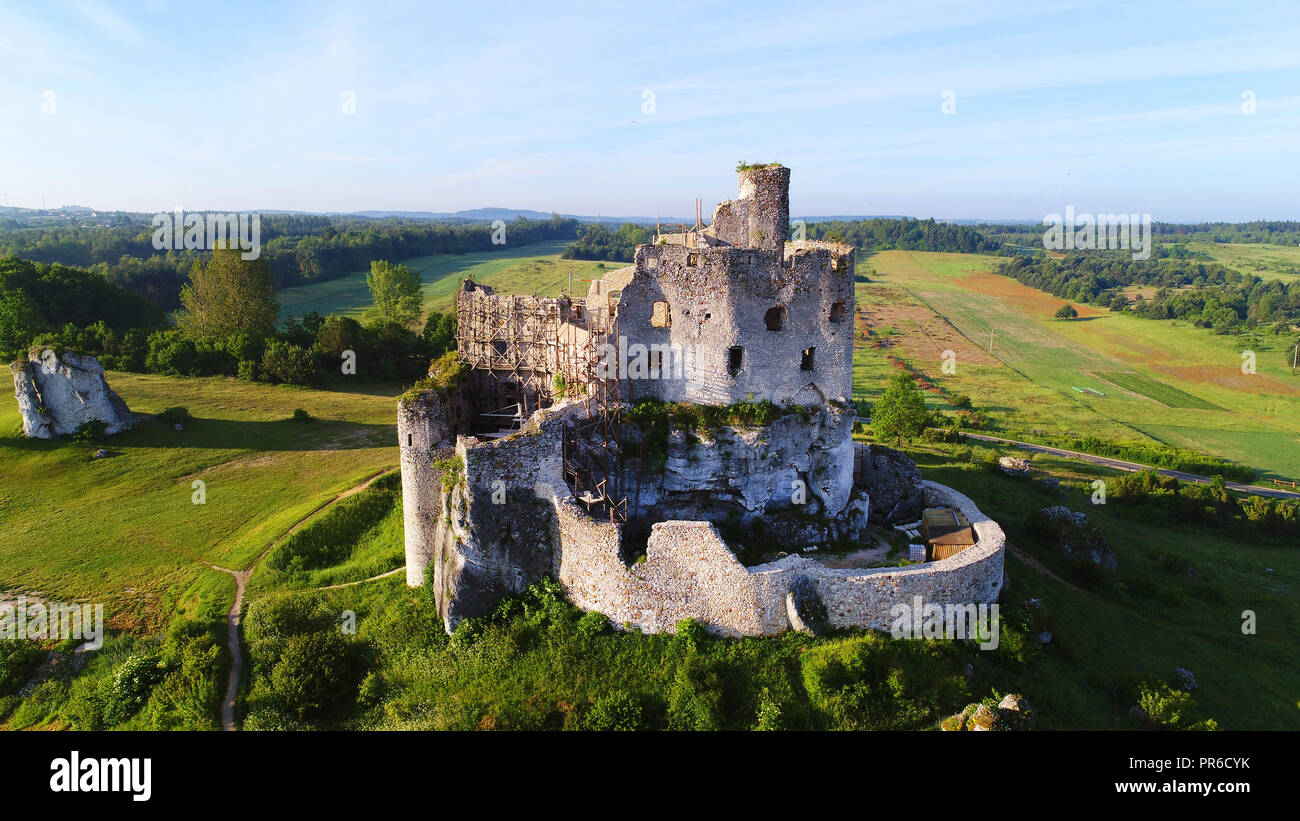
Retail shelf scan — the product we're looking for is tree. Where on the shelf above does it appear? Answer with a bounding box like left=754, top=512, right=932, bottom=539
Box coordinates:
left=872, top=372, right=927, bottom=445
left=175, top=248, right=279, bottom=339
left=422, top=311, right=457, bottom=357
left=0, top=289, right=45, bottom=355
left=365, top=260, right=422, bottom=328
left=1055, top=304, right=1078, bottom=319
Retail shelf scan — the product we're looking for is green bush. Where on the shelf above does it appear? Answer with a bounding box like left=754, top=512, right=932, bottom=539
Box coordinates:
left=269, top=631, right=367, bottom=720
left=575, top=611, right=610, bottom=638
left=261, top=340, right=318, bottom=386
left=291, top=408, right=313, bottom=423
left=103, top=652, right=167, bottom=725
left=72, top=418, right=108, bottom=443
left=583, top=691, right=644, bottom=731
left=156, top=406, right=191, bottom=426
left=1135, top=680, right=1217, bottom=730
left=800, top=632, right=969, bottom=730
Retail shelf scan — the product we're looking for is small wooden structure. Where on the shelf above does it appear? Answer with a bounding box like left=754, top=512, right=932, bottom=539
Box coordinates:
left=921, top=507, right=977, bottom=561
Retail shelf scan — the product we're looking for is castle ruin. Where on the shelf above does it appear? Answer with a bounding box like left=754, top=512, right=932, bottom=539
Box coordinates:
left=399, top=164, right=1005, bottom=635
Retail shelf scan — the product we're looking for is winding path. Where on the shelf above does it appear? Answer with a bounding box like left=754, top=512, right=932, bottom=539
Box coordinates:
left=204, top=469, right=395, bottom=731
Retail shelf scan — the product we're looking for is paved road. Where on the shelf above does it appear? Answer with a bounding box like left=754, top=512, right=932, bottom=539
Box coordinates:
left=854, top=418, right=1299, bottom=501
left=962, top=432, right=1300, bottom=501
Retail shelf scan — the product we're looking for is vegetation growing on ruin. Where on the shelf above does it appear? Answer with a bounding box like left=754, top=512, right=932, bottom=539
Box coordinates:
left=398, top=351, right=465, bottom=405
left=624, top=396, right=810, bottom=470
left=735, top=161, right=782, bottom=172
left=433, top=454, right=465, bottom=493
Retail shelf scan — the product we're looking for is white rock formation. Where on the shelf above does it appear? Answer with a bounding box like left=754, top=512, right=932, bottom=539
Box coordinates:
left=10, top=349, right=134, bottom=439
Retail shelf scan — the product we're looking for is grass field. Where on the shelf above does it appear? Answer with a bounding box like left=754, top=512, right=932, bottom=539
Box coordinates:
left=903, top=441, right=1300, bottom=730
left=856, top=250, right=1300, bottom=482
left=1182, top=240, right=1300, bottom=283
left=276, top=240, right=625, bottom=322
left=0, top=373, right=400, bottom=630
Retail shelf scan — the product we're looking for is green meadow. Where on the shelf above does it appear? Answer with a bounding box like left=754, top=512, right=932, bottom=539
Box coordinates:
left=856, top=250, right=1300, bottom=482
left=0, top=373, right=400, bottom=629
left=276, top=239, right=625, bottom=322
left=1183, top=240, right=1300, bottom=283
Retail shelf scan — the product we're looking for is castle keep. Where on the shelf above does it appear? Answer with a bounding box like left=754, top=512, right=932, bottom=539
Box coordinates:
left=399, top=165, right=1005, bottom=635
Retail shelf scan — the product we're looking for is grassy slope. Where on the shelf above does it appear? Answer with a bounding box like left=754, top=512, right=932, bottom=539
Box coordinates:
left=857, top=250, right=1300, bottom=481
left=907, top=441, right=1299, bottom=730
left=0, top=373, right=399, bottom=630
left=1183, top=240, right=1300, bottom=283
left=276, top=239, right=626, bottom=321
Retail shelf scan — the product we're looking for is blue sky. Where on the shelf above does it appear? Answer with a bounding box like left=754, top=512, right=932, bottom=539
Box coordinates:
left=2, top=0, right=1299, bottom=221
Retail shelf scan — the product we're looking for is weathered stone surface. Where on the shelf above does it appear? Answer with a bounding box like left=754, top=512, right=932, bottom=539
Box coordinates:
left=398, top=387, right=453, bottom=587
left=1036, top=506, right=1118, bottom=571
left=11, top=349, right=133, bottom=439
left=853, top=442, right=923, bottom=524
left=631, top=403, right=857, bottom=521
left=997, top=694, right=1034, bottom=730
left=997, top=456, right=1031, bottom=477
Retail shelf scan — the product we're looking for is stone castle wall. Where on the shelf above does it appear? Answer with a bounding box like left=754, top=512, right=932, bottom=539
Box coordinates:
left=420, top=400, right=1004, bottom=636
left=553, top=478, right=1003, bottom=636
left=616, top=241, right=855, bottom=408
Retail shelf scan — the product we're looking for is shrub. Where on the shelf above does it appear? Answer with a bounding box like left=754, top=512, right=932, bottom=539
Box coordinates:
left=236, top=359, right=261, bottom=382
left=0, top=641, right=44, bottom=695
left=583, top=691, right=644, bottom=731
left=575, top=611, right=610, bottom=638
left=291, top=408, right=313, bottom=423
left=261, top=340, right=318, bottom=386
left=666, top=657, right=727, bottom=730
left=145, top=331, right=198, bottom=376
left=269, top=631, right=367, bottom=720
left=156, top=406, right=192, bottom=426
left=71, top=419, right=108, bottom=443
left=801, top=633, right=969, bottom=730
left=103, top=652, right=167, bottom=725
left=1135, top=680, right=1217, bottom=730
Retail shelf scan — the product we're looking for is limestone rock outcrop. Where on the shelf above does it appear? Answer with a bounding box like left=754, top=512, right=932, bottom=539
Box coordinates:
left=852, top=443, right=923, bottom=524
left=11, top=349, right=134, bottom=439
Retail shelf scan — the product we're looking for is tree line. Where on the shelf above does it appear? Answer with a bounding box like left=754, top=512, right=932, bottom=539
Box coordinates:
left=0, top=213, right=579, bottom=310
left=2, top=249, right=455, bottom=388
left=561, top=217, right=1002, bottom=263
left=998, top=251, right=1300, bottom=334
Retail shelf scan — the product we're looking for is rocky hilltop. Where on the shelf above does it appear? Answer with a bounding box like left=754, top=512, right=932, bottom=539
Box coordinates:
left=11, top=349, right=135, bottom=439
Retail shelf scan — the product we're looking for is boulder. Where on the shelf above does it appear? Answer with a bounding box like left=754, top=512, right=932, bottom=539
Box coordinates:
left=997, top=694, right=1034, bottom=730
left=852, top=442, right=923, bottom=524
left=998, top=456, right=1031, bottom=477
left=1037, top=506, right=1117, bottom=571
left=11, top=349, right=134, bottom=439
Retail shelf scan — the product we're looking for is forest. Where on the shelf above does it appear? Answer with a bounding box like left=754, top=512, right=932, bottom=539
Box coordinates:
left=0, top=213, right=580, bottom=309
left=998, top=251, right=1300, bottom=333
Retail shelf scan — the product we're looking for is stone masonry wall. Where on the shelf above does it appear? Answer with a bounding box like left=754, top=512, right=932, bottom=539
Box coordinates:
left=617, top=242, right=855, bottom=407
left=554, top=479, right=1004, bottom=636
